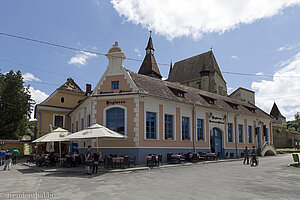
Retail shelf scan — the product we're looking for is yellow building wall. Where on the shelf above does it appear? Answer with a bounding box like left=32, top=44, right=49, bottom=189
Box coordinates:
left=43, top=91, right=84, bottom=108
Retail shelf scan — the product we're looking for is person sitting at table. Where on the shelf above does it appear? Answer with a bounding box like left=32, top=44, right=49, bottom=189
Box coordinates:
left=92, top=150, right=101, bottom=174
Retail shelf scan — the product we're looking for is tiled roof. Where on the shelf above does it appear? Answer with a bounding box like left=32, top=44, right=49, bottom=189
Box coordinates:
left=57, top=78, right=84, bottom=94
left=129, top=71, right=271, bottom=119
left=270, top=102, right=284, bottom=118
left=168, top=51, right=225, bottom=82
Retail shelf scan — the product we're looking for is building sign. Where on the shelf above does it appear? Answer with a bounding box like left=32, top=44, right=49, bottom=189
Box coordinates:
left=99, top=89, right=132, bottom=94
left=209, top=114, right=225, bottom=124
left=106, top=100, right=126, bottom=105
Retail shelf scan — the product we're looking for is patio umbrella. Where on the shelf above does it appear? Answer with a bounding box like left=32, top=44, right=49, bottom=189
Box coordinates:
left=33, top=127, right=70, bottom=158
left=65, top=123, right=126, bottom=149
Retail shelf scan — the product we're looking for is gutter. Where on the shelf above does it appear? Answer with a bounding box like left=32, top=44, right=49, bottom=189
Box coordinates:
left=234, top=114, right=238, bottom=157
left=193, top=103, right=196, bottom=153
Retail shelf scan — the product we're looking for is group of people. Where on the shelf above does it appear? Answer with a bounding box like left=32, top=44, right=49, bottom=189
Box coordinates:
left=0, top=148, right=20, bottom=170
left=85, top=145, right=102, bottom=175
left=243, top=146, right=258, bottom=166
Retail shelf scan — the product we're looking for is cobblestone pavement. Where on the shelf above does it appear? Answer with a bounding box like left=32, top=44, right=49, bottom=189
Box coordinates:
left=0, top=154, right=299, bottom=200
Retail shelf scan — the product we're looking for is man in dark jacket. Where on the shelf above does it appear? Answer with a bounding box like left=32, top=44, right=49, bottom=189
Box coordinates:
left=243, top=146, right=249, bottom=165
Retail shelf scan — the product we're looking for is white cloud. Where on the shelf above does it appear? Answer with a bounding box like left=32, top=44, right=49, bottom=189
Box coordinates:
left=255, top=72, right=264, bottom=76
left=227, top=87, right=234, bottom=93
left=134, top=47, right=141, bottom=57
left=68, top=52, right=97, bottom=66
left=28, top=86, right=49, bottom=119
left=94, top=0, right=100, bottom=6
left=23, top=73, right=41, bottom=82
left=251, top=51, right=300, bottom=121
left=277, top=43, right=300, bottom=51
left=111, top=0, right=300, bottom=40
left=231, top=55, right=239, bottom=60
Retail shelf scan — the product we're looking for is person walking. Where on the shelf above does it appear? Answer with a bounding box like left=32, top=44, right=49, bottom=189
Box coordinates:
left=92, top=150, right=101, bottom=174
left=12, top=148, right=20, bottom=165
left=3, top=150, right=12, bottom=170
left=243, top=146, right=249, bottom=165
left=85, top=146, right=92, bottom=175
left=0, top=149, right=6, bottom=166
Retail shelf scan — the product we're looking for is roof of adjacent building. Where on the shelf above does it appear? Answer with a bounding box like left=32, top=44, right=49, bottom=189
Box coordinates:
left=270, top=102, right=285, bottom=118
left=57, top=78, right=84, bottom=94
left=168, top=51, right=225, bottom=83
left=138, top=36, right=162, bottom=79
left=129, top=71, right=271, bottom=119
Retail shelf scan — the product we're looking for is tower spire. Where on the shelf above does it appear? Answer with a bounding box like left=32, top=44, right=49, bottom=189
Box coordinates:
left=138, top=32, right=162, bottom=79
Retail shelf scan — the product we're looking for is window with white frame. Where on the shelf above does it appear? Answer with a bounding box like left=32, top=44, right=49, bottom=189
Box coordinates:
left=146, top=112, right=156, bottom=139
left=87, top=114, right=91, bottom=127
left=228, top=123, right=233, bottom=142
left=248, top=126, right=253, bottom=143
left=238, top=124, right=243, bottom=143
left=165, top=114, right=173, bottom=140
left=106, top=107, right=125, bottom=134
left=54, top=115, right=64, bottom=128
left=182, top=117, right=190, bottom=140
left=197, top=119, right=204, bottom=141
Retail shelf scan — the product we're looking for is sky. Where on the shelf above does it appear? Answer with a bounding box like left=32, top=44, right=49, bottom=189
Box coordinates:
left=0, top=0, right=300, bottom=121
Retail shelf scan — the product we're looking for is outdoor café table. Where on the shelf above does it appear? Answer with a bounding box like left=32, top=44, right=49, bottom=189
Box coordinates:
left=146, top=155, right=158, bottom=166
left=58, top=158, right=67, bottom=167
left=146, top=155, right=158, bottom=161
left=112, top=157, right=124, bottom=168
left=189, top=154, right=200, bottom=159
left=206, top=153, right=216, bottom=160
left=171, top=154, right=182, bottom=159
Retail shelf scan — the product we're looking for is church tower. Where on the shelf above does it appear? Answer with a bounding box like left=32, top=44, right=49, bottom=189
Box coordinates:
left=138, top=32, right=162, bottom=79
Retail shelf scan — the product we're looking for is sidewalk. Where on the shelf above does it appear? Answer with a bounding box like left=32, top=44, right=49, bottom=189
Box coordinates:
left=23, top=157, right=243, bottom=174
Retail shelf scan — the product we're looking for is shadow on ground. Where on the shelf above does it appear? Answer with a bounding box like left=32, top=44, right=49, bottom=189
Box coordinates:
left=43, top=171, right=109, bottom=179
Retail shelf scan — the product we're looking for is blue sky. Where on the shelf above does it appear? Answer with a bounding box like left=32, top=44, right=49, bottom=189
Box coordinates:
left=0, top=0, right=300, bottom=120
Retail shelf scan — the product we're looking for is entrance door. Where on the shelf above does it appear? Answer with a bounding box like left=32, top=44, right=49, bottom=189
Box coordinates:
left=210, top=128, right=223, bottom=158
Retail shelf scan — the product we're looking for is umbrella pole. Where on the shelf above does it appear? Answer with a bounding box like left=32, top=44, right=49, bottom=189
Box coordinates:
left=59, top=141, right=62, bottom=158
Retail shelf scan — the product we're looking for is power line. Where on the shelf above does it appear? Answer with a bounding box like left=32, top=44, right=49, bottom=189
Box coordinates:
left=0, top=32, right=170, bottom=66
left=0, top=57, right=97, bottom=84
left=2, top=32, right=300, bottom=79
left=222, top=71, right=300, bottom=79
left=257, top=94, right=300, bottom=101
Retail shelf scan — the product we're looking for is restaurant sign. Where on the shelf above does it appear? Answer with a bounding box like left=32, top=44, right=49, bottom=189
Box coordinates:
left=209, top=114, right=225, bottom=124
left=106, top=100, right=126, bottom=105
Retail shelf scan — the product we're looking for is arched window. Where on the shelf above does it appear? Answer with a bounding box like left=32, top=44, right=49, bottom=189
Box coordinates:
left=106, top=107, right=125, bottom=135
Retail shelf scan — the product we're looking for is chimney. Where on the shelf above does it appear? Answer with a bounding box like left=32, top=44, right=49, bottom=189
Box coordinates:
left=86, top=84, right=91, bottom=96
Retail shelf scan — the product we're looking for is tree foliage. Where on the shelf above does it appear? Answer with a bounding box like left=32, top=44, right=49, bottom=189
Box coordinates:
left=0, top=70, right=34, bottom=139
left=287, top=112, right=300, bottom=132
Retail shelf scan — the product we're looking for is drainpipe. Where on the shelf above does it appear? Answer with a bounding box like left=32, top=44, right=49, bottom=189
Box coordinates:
left=193, top=103, right=196, bottom=154
left=234, top=115, right=238, bottom=158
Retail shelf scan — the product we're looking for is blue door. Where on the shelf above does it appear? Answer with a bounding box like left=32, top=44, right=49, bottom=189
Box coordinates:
left=256, top=127, right=261, bottom=148
left=210, top=128, right=223, bottom=158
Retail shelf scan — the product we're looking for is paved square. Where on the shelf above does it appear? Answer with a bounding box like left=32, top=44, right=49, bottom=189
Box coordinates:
left=0, top=154, right=299, bottom=200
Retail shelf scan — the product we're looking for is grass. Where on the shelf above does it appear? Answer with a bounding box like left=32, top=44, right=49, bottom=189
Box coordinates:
left=290, top=163, right=300, bottom=168
left=276, top=148, right=300, bottom=151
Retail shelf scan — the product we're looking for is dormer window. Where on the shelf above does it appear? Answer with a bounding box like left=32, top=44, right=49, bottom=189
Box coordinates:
left=243, top=105, right=256, bottom=113
left=168, top=86, right=186, bottom=98
left=112, top=81, right=119, bottom=90
left=225, top=101, right=239, bottom=109
left=200, top=95, right=216, bottom=104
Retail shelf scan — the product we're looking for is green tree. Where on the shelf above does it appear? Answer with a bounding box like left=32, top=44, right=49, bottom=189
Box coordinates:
left=0, top=70, right=34, bottom=139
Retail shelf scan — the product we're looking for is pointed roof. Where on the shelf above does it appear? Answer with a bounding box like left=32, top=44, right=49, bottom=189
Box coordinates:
left=270, top=102, right=284, bottom=118
left=57, top=78, right=84, bottom=94
left=168, top=50, right=225, bottom=83
left=146, top=35, right=154, bottom=50
left=138, top=35, right=162, bottom=79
